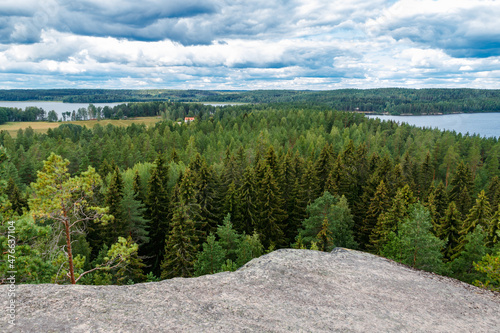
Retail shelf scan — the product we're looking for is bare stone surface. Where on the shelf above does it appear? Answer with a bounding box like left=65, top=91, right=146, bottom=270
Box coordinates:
left=2, top=248, right=499, bottom=332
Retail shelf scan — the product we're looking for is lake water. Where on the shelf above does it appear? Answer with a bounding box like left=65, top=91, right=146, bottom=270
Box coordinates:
left=367, top=113, right=500, bottom=139
left=0, top=101, right=124, bottom=118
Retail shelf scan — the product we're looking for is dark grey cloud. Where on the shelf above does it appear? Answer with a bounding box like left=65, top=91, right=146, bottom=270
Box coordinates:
left=367, top=1, right=500, bottom=58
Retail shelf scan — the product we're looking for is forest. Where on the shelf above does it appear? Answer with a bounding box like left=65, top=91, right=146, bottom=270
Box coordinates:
left=2, top=88, right=500, bottom=123
left=0, top=102, right=499, bottom=289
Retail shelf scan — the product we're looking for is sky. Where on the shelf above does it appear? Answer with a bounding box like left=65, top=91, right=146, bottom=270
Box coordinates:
left=0, top=0, right=499, bottom=90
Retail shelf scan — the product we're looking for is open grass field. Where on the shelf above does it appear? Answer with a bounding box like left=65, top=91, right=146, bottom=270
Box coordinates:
left=0, top=117, right=163, bottom=138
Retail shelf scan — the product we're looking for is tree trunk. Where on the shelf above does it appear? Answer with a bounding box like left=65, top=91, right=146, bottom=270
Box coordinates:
left=63, top=213, right=76, bottom=284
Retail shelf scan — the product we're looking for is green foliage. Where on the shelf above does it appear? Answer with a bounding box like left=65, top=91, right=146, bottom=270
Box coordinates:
left=0, top=215, right=55, bottom=283
left=448, top=226, right=488, bottom=284
left=474, top=250, right=500, bottom=291
left=381, top=203, right=445, bottom=274
left=4, top=101, right=500, bottom=288
left=298, top=191, right=357, bottom=251
left=161, top=200, right=199, bottom=279
left=194, top=234, right=226, bottom=276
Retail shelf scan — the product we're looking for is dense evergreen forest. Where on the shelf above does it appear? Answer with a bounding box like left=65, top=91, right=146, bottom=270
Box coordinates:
left=1, top=103, right=499, bottom=289
left=2, top=88, right=500, bottom=124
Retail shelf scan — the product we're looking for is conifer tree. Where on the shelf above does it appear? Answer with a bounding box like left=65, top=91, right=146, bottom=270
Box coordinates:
left=190, top=155, right=220, bottom=237
left=235, top=166, right=257, bottom=235
left=6, top=177, right=28, bottom=215
left=486, top=176, right=500, bottom=209
left=360, top=180, right=391, bottom=248
left=104, top=167, right=125, bottom=245
left=298, top=192, right=357, bottom=250
left=160, top=200, right=199, bottom=279
left=174, top=168, right=203, bottom=241
left=448, top=226, right=488, bottom=284
left=488, top=206, right=500, bottom=246
left=369, top=185, right=415, bottom=253
left=120, top=183, right=149, bottom=245
left=317, top=216, right=334, bottom=252
left=437, top=201, right=462, bottom=261
left=193, top=233, right=226, bottom=276
left=449, top=162, right=474, bottom=217
left=314, top=143, right=334, bottom=193
left=216, top=213, right=241, bottom=262
left=419, top=151, right=434, bottom=199
left=461, top=190, right=492, bottom=236
left=132, top=170, right=144, bottom=204
left=142, top=155, right=170, bottom=276
left=381, top=203, right=445, bottom=274
left=302, top=159, right=321, bottom=204
left=255, top=165, right=287, bottom=249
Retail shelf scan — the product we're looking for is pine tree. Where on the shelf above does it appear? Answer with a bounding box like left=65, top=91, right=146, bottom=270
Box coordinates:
left=298, top=192, right=357, bottom=250
left=216, top=213, right=241, bottom=262
left=381, top=203, right=445, bottom=274
left=193, top=233, right=226, bottom=276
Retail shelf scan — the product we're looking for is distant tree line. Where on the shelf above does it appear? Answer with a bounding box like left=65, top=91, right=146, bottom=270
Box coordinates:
left=2, top=88, right=500, bottom=117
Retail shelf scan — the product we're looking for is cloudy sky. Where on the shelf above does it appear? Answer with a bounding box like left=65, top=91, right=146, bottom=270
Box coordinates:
left=0, top=0, right=499, bottom=90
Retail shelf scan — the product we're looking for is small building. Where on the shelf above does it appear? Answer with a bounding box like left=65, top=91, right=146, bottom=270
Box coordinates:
left=184, top=116, right=195, bottom=122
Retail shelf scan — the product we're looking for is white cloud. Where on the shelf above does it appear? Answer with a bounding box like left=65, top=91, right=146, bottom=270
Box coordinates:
left=0, top=1, right=499, bottom=89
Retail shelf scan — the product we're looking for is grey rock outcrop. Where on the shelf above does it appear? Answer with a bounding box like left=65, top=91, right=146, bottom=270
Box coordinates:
left=2, top=248, right=499, bottom=332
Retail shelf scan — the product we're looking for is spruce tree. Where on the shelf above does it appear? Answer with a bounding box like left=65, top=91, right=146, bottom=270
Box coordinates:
left=142, top=155, right=170, bottom=276
left=314, top=143, right=334, bottom=193
left=449, top=162, right=474, bottom=217
left=6, top=177, right=27, bottom=215
left=486, top=176, right=500, bottom=209
left=369, top=185, right=415, bottom=253
left=190, top=155, right=220, bottom=238
left=360, top=180, right=391, bottom=249
left=461, top=190, right=492, bottom=235
left=120, top=183, right=149, bottom=245
left=255, top=165, right=288, bottom=249
left=235, top=166, right=257, bottom=235
left=448, top=226, right=488, bottom=284
left=160, top=200, right=199, bottom=279
left=104, top=167, right=125, bottom=245
left=437, top=201, right=462, bottom=261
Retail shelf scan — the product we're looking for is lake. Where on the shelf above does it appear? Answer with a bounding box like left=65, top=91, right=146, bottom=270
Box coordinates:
left=367, top=113, right=500, bottom=139
left=0, top=101, right=124, bottom=118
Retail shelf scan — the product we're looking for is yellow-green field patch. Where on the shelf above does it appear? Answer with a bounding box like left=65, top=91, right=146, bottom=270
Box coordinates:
left=0, top=117, right=163, bottom=137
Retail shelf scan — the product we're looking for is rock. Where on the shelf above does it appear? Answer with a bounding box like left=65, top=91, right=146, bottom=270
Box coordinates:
left=2, top=248, right=499, bottom=332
